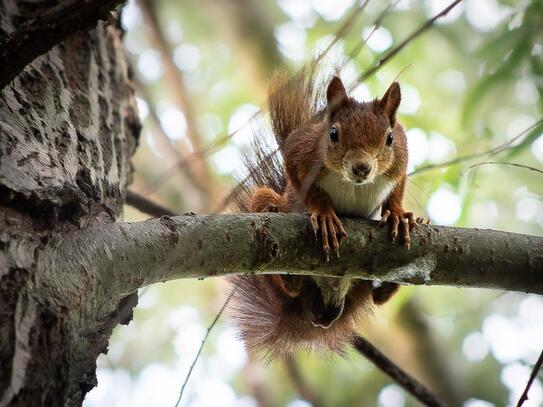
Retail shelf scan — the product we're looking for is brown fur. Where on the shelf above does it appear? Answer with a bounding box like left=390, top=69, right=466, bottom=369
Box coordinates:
left=280, top=78, right=408, bottom=215
left=229, top=275, right=374, bottom=359
left=226, top=70, right=412, bottom=358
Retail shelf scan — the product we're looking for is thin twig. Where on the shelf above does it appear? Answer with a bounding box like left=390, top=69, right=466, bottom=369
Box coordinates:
left=126, top=190, right=177, bottom=217
left=392, top=64, right=412, bottom=83
left=517, top=348, right=543, bottom=407
left=467, top=161, right=543, bottom=175
left=145, top=117, right=256, bottom=195
left=316, top=0, right=372, bottom=65
left=344, top=0, right=401, bottom=66
left=354, top=0, right=463, bottom=86
left=174, top=289, right=236, bottom=407
left=134, top=75, right=211, bottom=195
left=352, top=335, right=445, bottom=407
left=410, top=119, right=543, bottom=176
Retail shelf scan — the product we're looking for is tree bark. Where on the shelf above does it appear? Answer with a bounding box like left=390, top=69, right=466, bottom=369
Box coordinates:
left=0, top=0, right=124, bottom=90
left=0, top=1, right=139, bottom=403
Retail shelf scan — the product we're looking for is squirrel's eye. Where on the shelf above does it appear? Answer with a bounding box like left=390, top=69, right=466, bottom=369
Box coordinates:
left=330, top=126, right=339, bottom=143
left=386, top=131, right=394, bottom=146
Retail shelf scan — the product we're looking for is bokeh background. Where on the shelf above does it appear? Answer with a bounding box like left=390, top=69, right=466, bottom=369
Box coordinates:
left=84, top=0, right=543, bottom=405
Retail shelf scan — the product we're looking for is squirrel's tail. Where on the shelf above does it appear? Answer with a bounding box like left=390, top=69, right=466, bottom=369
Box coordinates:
left=219, top=130, right=286, bottom=213
left=218, top=68, right=327, bottom=213
left=268, top=68, right=324, bottom=152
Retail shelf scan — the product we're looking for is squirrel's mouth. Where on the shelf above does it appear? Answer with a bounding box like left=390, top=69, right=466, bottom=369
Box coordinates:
left=343, top=175, right=374, bottom=186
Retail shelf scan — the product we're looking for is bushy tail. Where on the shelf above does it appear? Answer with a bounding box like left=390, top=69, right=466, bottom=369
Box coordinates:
left=218, top=68, right=328, bottom=213
left=268, top=68, right=325, bottom=152
left=219, top=129, right=286, bottom=212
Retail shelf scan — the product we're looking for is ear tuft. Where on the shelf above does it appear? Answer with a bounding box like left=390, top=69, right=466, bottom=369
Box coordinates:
left=327, top=76, right=348, bottom=118
left=379, top=82, right=401, bottom=126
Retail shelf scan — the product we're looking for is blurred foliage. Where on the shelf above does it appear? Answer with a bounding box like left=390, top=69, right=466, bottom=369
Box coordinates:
left=86, top=0, right=543, bottom=406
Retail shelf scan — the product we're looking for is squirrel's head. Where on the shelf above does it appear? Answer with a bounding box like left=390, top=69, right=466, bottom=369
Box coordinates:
left=323, top=76, right=406, bottom=185
left=229, top=275, right=373, bottom=358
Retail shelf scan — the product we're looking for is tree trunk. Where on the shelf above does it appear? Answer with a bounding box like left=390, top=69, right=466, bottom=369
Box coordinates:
left=0, top=3, right=139, bottom=403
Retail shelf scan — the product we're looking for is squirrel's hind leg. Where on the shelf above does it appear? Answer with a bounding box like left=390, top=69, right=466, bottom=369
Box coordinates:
left=250, top=187, right=303, bottom=298
left=372, top=282, right=400, bottom=305
left=250, top=186, right=283, bottom=213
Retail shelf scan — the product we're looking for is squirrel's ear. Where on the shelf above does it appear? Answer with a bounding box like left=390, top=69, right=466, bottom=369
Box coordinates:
left=378, top=82, right=401, bottom=126
left=327, top=76, right=348, bottom=117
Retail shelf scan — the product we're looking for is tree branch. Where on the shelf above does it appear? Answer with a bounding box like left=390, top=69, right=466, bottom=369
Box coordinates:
left=397, top=298, right=468, bottom=405
left=353, top=335, right=445, bottom=406
left=0, top=0, right=123, bottom=90
left=467, top=162, right=543, bottom=176
left=126, top=190, right=177, bottom=217
left=409, top=119, right=543, bottom=176
left=41, top=214, right=543, bottom=299
left=517, top=347, right=543, bottom=407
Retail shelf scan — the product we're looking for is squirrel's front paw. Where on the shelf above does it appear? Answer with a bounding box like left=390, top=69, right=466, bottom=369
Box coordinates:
left=378, top=210, right=418, bottom=249
left=310, top=210, right=347, bottom=261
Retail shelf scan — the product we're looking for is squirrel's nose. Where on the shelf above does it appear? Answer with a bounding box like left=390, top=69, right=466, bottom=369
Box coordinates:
left=352, top=162, right=372, bottom=177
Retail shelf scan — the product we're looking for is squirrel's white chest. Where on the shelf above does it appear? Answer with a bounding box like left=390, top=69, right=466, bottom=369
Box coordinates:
left=317, top=172, right=397, bottom=219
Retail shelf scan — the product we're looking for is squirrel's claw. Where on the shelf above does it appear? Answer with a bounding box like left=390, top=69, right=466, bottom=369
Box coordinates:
left=319, top=215, right=330, bottom=261
left=310, top=210, right=346, bottom=261
left=310, top=212, right=319, bottom=237
left=378, top=209, right=391, bottom=227
left=265, top=204, right=279, bottom=212
left=404, top=211, right=417, bottom=231
left=416, top=216, right=431, bottom=225
left=332, top=212, right=347, bottom=240
left=326, top=217, right=338, bottom=259
left=380, top=210, right=419, bottom=249
left=401, top=218, right=411, bottom=249
left=390, top=214, right=400, bottom=243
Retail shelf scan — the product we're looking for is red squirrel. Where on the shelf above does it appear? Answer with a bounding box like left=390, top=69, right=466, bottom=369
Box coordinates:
left=228, top=70, right=420, bottom=358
